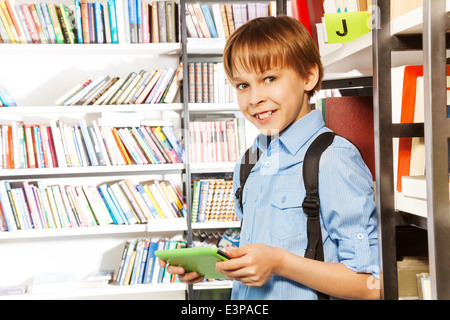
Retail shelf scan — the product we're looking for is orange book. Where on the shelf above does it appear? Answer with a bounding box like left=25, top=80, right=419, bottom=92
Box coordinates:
left=111, top=127, right=132, bottom=165
left=24, top=124, right=36, bottom=169
left=7, top=125, right=14, bottom=169
left=80, top=0, right=90, bottom=43
left=150, top=1, right=159, bottom=43
left=396, top=66, right=423, bottom=192
left=0, top=1, right=17, bottom=43
left=29, top=4, right=46, bottom=43
left=396, top=65, right=450, bottom=192
left=5, top=0, right=26, bottom=43
left=2, top=125, right=10, bottom=169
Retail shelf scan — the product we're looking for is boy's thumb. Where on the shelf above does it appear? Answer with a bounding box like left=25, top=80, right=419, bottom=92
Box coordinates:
left=225, top=246, right=242, bottom=258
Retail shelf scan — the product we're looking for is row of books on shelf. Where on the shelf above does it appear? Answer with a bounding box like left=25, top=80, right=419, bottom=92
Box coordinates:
left=191, top=178, right=237, bottom=223
left=127, top=0, right=178, bottom=44
left=0, top=0, right=180, bottom=44
left=0, top=120, right=184, bottom=170
left=185, top=2, right=277, bottom=40
left=0, top=178, right=186, bottom=232
left=188, top=118, right=250, bottom=164
left=0, top=77, right=16, bottom=107
left=188, top=62, right=236, bottom=104
left=116, top=238, right=186, bottom=286
left=56, top=65, right=182, bottom=107
left=0, top=0, right=112, bottom=44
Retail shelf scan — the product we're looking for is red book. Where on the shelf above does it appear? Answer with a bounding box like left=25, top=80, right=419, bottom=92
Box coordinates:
left=291, top=0, right=312, bottom=35
left=46, top=125, right=59, bottom=168
left=324, top=96, right=375, bottom=179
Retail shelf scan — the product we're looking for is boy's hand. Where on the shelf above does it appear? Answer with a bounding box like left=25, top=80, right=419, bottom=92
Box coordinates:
left=215, top=244, right=282, bottom=287
left=158, top=260, right=205, bottom=284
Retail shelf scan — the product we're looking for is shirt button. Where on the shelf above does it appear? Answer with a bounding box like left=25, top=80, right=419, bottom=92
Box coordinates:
left=357, top=233, right=364, bottom=240
left=265, top=161, right=271, bottom=167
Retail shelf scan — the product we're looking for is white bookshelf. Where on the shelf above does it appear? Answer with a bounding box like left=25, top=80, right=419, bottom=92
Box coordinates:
left=321, top=2, right=450, bottom=79
left=0, top=0, right=187, bottom=299
left=192, top=220, right=240, bottom=230
left=1, top=283, right=187, bottom=300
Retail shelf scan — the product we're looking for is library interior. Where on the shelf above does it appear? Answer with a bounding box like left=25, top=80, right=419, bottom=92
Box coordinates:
left=0, top=0, right=448, bottom=301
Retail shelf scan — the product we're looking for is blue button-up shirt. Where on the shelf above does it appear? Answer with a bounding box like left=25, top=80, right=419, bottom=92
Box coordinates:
left=231, top=110, right=379, bottom=300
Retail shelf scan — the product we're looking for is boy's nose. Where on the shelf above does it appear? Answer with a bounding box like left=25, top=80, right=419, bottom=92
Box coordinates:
left=249, top=86, right=267, bottom=106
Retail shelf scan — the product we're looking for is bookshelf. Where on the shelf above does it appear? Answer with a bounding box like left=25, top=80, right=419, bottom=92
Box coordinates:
left=296, top=0, right=450, bottom=299
left=372, top=0, right=450, bottom=300
left=0, top=0, right=188, bottom=299
left=180, top=0, right=282, bottom=298
left=321, top=0, right=450, bottom=299
left=0, top=0, right=275, bottom=299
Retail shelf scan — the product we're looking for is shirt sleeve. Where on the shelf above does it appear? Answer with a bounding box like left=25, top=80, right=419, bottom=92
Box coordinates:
left=318, top=137, right=379, bottom=279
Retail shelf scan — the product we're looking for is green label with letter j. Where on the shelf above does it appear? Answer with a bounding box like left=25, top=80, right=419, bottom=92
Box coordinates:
left=324, top=12, right=371, bottom=43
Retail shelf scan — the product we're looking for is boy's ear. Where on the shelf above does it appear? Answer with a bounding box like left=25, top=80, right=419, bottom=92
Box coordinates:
left=304, top=64, right=320, bottom=92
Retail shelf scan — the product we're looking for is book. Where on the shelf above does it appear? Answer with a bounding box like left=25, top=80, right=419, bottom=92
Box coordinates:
left=151, top=126, right=181, bottom=163
left=128, top=0, right=137, bottom=43
left=157, top=1, right=166, bottom=43
left=0, top=77, right=16, bottom=107
left=110, top=183, right=138, bottom=224
left=30, top=272, right=77, bottom=294
left=30, top=3, right=47, bottom=44
left=165, top=0, right=176, bottom=43
left=79, top=270, right=114, bottom=288
left=201, top=3, right=217, bottom=38
left=323, top=96, right=375, bottom=179
left=392, top=65, right=450, bottom=191
left=47, top=3, right=64, bottom=44
left=161, top=126, right=185, bottom=163
left=79, top=119, right=98, bottom=166
left=0, top=1, right=19, bottom=43
left=402, top=175, right=450, bottom=201
left=108, top=0, right=118, bottom=43
left=4, top=0, right=26, bottom=43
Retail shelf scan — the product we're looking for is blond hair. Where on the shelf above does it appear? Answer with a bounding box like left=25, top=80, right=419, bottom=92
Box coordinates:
left=223, top=15, right=323, bottom=100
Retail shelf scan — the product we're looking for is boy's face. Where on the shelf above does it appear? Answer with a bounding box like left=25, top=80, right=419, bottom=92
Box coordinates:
left=231, top=64, right=316, bottom=136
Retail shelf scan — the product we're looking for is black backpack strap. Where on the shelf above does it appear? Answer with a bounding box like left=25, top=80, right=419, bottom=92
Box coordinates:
left=302, top=131, right=336, bottom=300
left=235, top=147, right=261, bottom=212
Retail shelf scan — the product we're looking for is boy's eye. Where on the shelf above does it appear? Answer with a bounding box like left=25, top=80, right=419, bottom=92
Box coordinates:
left=236, top=83, right=248, bottom=90
left=264, top=77, right=275, bottom=83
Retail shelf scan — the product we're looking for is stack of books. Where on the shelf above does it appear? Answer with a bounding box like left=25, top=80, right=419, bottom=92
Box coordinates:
left=115, top=238, right=186, bottom=285
left=0, top=120, right=185, bottom=169
left=56, top=66, right=182, bottom=106
left=191, top=178, right=237, bottom=223
left=0, top=77, right=16, bottom=106
left=185, top=2, right=277, bottom=40
left=0, top=178, right=186, bottom=232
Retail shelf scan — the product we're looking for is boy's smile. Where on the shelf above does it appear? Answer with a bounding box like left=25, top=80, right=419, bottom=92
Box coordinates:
left=231, top=65, right=317, bottom=136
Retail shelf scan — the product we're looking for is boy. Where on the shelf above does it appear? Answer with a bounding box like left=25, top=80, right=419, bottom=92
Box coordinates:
left=164, top=15, right=380, bottom=300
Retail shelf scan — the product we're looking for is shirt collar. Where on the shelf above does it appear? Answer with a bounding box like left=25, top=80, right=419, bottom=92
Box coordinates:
left=253, top=109, right=325, bottom=155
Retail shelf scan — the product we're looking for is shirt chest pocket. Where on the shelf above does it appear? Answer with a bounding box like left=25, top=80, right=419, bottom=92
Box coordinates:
left=270, top=189, right=306, bottom=240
